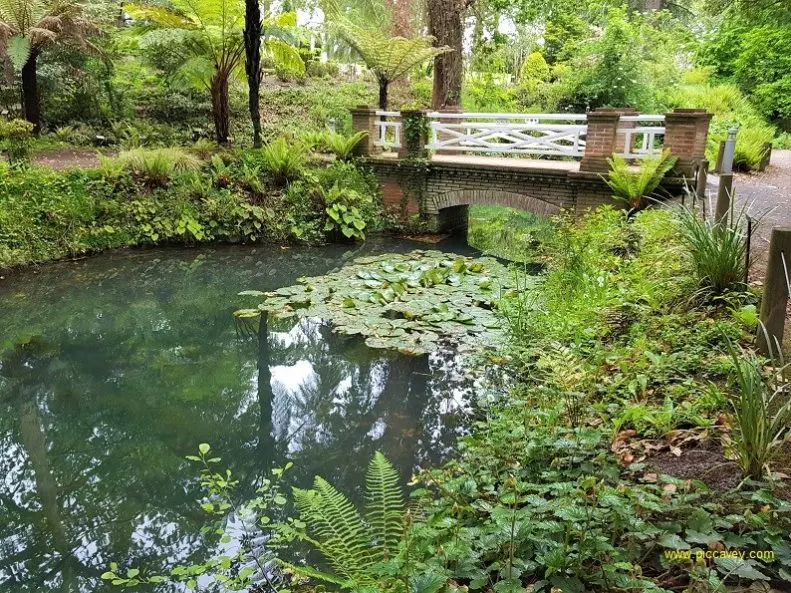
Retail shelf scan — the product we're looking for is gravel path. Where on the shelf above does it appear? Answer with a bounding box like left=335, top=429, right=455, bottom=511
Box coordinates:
left=710, top=149, right=791, bottom=281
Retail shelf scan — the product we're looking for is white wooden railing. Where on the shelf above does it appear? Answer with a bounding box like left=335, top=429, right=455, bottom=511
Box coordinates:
left=374, top=110, right=402, bottom=149
left=427, top=112, right=588, bottom=157
left=372, top=112, right=667, bottom=159
left=618, top=115, right=665, bottom=159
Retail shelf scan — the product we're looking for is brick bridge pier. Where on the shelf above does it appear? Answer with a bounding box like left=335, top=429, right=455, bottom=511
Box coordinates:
left=350, top=107, right=712, bottom=234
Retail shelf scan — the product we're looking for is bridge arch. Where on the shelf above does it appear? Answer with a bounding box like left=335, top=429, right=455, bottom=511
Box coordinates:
left=428, top=190, right=563, bottom=234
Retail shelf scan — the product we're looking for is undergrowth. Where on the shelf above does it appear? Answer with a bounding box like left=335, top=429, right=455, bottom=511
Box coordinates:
left=0, top=155, right=384, bottom=270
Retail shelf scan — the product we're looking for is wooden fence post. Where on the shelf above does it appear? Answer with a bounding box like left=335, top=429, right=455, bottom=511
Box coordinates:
left=757, top=227, right=791, bottom=357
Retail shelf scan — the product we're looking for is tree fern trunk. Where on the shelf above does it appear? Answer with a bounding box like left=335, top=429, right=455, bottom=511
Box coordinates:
left=244, top=0, right=263, bottom=148
left=211, top=73, right=231, bottom=146
left=378, top=79, right=389, bottom=110
left=21, top=52, right=41, bottom=134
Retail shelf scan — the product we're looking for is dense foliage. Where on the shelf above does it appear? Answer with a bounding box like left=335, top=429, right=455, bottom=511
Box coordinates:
left=0, top=149, right=383, bottom=269
left=101, top=206, right=790, bottom=593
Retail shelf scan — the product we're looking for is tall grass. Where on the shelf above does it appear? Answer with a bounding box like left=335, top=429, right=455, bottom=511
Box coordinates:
left=725, top=341, right=791, bottom=478
left=676, top=205, right=747, bottom=298
left=102, top=148, right=202, bottom=186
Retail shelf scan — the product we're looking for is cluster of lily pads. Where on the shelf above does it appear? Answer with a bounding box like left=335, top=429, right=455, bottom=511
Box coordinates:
left=235, top=250, right=528, bottom=355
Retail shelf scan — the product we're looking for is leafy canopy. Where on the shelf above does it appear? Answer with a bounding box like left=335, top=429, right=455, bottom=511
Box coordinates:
left=0, top=0, right=98, bottom=70
left=323, top=0, right=451, bottom=86
left=126, top=0, right=303, bottom=88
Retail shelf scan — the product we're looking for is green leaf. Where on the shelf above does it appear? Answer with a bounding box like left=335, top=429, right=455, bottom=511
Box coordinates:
left=6, top=36, right=31, bottom=71
left=658, top=533, right=690, bottom=550
left=714, top=558, right=770, bottom=580
left=198, top=443, right=210, bottom=455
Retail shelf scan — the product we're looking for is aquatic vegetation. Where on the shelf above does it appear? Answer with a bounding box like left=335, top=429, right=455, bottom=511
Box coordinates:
left=236, top=250, right=529, bottom=355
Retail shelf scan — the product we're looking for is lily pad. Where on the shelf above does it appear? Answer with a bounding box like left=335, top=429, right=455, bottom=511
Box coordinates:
left=236, top=250, right=527, bottom=355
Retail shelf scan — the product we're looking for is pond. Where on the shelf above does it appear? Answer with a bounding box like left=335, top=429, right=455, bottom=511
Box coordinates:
left=0, top=238, right=484, bottom=593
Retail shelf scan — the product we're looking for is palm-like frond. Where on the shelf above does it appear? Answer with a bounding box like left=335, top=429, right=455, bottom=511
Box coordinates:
left=605, top=150, right=677, bottom=209
left=291, top=453, right=407, bottom=589
left=264, top=37, right=304, bottom=75
left=365, top=451, right=404, bottom=560
left=293, top=479, right=374, bottom=586
left=0, top=0, right=98, bottom=56
left=323, top=0, right=450, bottom=83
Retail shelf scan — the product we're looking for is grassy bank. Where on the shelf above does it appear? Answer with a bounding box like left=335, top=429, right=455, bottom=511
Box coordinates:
left=0, top=148, right=383, bottom=271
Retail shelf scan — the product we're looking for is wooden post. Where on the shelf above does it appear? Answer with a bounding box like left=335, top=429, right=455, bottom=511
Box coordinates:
left=695, top=159, right=708, bottom=200
left=715, top=173, right=733, bottom=224
left=713, top=140, right=726, bottom=173
left=758, top=142, right=772, bottom=172
left=757, top=227, right=791, bottom=357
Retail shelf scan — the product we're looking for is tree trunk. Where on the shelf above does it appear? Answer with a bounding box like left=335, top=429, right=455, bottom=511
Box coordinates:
left=210, top=72, right=231, bottom=145
left=244, top=0, right=263, bottom=148
left=378, top=78, right=389, bottom=110
left=428, top=0, right=464, bottom=110
left=21, top=52, right=41, bottom=134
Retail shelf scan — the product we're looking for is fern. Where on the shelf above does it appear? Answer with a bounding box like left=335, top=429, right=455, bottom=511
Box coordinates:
left=605, top=150, right=677, bottom=211
left=290, top=452, right=406, bottom=590
left=366, top=451, right=405, bottom=560
left=325, top=131, right=368, bottom=161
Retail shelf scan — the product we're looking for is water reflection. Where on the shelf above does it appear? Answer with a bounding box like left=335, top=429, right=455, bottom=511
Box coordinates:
left=0, top=241, right=476, bottom=592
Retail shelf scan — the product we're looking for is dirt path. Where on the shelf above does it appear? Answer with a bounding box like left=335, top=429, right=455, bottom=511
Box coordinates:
left=32, top=148, right=104, bottom=170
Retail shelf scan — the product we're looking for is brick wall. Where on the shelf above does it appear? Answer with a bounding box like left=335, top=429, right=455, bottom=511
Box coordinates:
left=363, top=156, right=686, bottom=231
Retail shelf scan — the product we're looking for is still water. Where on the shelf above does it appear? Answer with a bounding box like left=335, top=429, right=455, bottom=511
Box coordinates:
left=0, top=239, right=480, bottom=592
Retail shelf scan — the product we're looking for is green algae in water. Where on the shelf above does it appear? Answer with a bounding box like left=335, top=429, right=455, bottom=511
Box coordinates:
left=236, top=250, right=533, bottom=355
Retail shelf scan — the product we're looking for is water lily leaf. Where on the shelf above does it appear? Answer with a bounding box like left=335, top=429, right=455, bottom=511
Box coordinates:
left=237, top=250, right=522, bottom=357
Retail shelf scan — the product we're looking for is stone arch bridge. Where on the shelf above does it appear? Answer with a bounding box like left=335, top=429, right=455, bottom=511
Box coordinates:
left=351, top=107, right=711, bottom=233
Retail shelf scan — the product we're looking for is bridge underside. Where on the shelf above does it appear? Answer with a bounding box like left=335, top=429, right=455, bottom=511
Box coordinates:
left=367, top=154, right=689, bottom=234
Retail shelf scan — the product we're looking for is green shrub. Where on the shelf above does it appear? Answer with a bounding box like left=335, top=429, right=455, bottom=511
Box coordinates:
left=677, top=206, right=748, bottom=299
left=103, top=148, right=203, bottom=187
left=323, top=182, right=371, bottom=241
left=519, top=51, right=550, bottom=83
left=0, top=119, right=34, bottom=165
left=259, top=137, right=307, bottom=186
left=604, top=151, right=677, bottom=210
left=732, top=126, right=772, bottom=171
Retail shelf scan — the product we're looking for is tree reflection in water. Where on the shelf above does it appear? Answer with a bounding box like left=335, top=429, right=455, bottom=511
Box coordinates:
left=0, top=242, right=477, bottom=593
